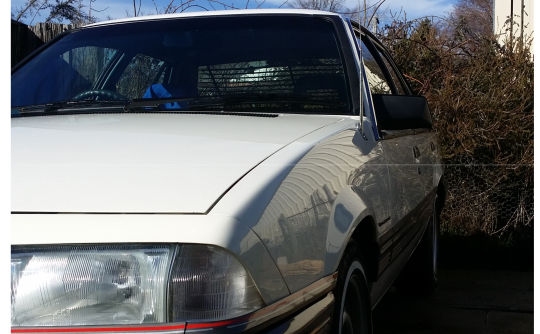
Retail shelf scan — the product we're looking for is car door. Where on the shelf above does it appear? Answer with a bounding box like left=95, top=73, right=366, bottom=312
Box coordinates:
left=360, top=36, right=431, bottom=266
left=373, top=42, right=435, bottom=198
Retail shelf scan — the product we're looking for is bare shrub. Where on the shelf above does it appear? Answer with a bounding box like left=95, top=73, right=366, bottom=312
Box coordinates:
left=377, top=15, right=534, bottom=240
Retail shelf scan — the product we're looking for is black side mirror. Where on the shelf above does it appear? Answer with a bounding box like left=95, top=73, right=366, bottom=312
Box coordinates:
left=372, top=94, right=433, bottom=131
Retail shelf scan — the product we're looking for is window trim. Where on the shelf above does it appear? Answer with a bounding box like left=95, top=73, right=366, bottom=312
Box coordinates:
left=360, top=36, right=399, bottom=95
left=373, top=44, right=407, bottom=95
left=366, top=35, right=413, bottom=96
left=345, top=18, right=380, bottom=140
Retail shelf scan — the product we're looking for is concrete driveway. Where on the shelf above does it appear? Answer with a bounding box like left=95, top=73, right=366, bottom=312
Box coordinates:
left=372, top=270, right=533, bottom=334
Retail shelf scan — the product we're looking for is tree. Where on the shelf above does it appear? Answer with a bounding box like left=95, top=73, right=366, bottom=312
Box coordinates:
left=288, top=0, right=386, bottom=31
left=46, top=0, right=97, bottom=24
left=12, top=0, right=98, bottom=24
left=143, top=0, right=285, bottom=16
left=446, top=0, right=493, bottom=39
left=288, top=0, right=351, bottom=14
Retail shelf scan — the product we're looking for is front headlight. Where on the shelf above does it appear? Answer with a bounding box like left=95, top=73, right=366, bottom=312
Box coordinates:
left=11, top=244, right=264, bottom=327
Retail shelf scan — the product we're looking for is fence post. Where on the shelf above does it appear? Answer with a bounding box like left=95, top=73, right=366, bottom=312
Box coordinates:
left=12, top=21, right=81, bottom=68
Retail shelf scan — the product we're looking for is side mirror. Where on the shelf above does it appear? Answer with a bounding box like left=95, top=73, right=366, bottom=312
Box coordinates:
left=372, top=94, right=433, bottom=131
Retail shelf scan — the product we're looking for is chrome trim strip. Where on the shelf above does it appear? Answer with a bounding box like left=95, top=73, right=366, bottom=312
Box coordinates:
left=243, top=272, right=338, bottom=330
left=185, top=272, right=339, bottom=332
left=277, top=291, right=334, bottom=334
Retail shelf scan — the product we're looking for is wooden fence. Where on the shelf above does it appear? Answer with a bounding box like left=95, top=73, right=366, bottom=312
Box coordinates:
left=11, top=20, right=80, bottom=68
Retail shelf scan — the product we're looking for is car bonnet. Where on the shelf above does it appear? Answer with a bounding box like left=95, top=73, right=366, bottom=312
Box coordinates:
left=12, top=113, right=343, bottom=213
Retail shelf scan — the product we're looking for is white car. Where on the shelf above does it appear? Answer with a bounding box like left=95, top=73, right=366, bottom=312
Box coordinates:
left=11, top=9, right=445, bottom=334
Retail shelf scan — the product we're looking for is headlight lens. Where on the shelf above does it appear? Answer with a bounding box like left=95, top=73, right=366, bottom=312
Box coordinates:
left=11, top=244, right=264, bottom=327
left=11, top=245, right=173, bottom=327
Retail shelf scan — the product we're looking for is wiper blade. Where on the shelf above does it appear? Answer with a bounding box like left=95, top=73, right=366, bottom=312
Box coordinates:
left=13, top=100, right=128, bottom=116
left=124, top=97, right=197, bottom=111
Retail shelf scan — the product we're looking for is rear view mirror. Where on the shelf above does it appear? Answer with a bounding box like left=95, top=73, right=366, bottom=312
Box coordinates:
left=372, top=94, right=433, bottom=131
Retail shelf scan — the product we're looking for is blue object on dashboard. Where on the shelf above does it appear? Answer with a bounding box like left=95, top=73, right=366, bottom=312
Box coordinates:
left=143, top=84, right=197, bottom=109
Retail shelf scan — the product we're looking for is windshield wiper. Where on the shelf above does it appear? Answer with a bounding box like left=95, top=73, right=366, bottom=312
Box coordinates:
left=125, top=94, right=347, bottom=112
left=12, top=100, right=128, bottom=117
left=124, top=97, right=197, bottom=111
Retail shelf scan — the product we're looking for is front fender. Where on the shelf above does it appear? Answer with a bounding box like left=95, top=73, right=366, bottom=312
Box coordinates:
left=324, top=185, right=375, bottom=274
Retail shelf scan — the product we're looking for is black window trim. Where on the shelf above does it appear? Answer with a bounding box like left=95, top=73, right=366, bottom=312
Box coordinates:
left=372, top=43, right=407, bottom=95
left=349, top=23, right=413, bottom=96
left=364, top=32, right=413, bottom=95
left=359, top=33, right=398, bottom=95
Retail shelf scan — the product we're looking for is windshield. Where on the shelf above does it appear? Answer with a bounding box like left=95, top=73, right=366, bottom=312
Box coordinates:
left=11, top=15, right=351, bottom=114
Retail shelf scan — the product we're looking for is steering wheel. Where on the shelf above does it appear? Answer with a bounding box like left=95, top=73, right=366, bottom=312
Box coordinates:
left=72, top=89, right=128, bottom=101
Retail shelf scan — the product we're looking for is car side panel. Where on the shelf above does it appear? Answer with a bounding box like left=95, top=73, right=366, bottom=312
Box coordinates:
left=416, top=131, right=435, bottom=196
left=431, top=132, right=444, bottom=190
left=369, top=190, right=433, bottom=307
left=247, top=125, right=391, bottom=294
left=369, top=132, right=437, bottom=308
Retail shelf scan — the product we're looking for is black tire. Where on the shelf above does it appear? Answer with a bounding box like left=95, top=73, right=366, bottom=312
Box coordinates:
left=332, top=239, right=372, bottom=334
left=394, top=195, right=439, bottom=295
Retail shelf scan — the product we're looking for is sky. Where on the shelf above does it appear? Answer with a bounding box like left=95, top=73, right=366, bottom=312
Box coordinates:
left=10, top=0, right=458, bottom=25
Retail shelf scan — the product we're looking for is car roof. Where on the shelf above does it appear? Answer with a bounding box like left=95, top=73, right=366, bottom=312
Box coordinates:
left=85, top=9, right=342, bottom=28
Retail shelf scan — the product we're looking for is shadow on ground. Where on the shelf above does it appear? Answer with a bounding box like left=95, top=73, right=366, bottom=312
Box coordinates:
left=372, top=270, right=533, bottom=334
left=372, top=231, right=533, bottom=334
left=439, top=232, right=533, bottom=272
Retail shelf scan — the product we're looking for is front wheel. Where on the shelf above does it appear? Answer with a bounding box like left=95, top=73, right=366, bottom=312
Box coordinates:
left=332, top=240, right=372, bottom=334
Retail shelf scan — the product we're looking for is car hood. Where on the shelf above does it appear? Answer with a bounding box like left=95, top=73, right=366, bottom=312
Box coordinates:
left=12, top=113, right=342, bottom=213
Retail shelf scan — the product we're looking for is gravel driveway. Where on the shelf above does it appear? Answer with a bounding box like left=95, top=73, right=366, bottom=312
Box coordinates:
left=372, top=270, right=533, bottom=334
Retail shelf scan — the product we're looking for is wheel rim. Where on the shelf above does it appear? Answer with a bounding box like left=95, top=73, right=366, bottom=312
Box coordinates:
left=342, top=309, right=354, bottom=334
left=341, top=274, right=364, bottom=334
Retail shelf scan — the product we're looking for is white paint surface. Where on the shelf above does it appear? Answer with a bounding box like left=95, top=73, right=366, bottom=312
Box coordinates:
left=12, top=113, right=341, bottom=213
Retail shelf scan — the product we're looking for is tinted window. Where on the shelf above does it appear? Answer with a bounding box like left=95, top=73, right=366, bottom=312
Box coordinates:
left=11, top=46, right=118, bottom=106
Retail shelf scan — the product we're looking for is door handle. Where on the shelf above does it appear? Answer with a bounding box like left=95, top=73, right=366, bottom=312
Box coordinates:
left=413, top=146, right=421, bottom=159
left=413, top=146, right=422, bottom=174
